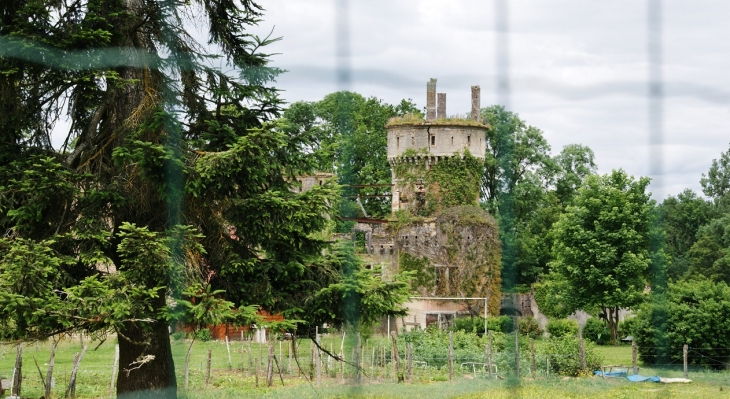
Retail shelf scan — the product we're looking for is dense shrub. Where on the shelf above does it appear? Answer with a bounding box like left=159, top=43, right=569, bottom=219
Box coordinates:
left=635, top=279, right=730, bottom=368
left=452, top=316, right=486, bottom=335
left=543, top=335, right=603, bottom=376
left=546, top=319, right=578, bottom=338
left=402, top=327, right=495, bottom=368
left=582, top=318, right=610, bottom=345
left=618, top=316, right=638, bottom=340
left=518, top=316, right=542, bottom=339
left=401, top=327, right=536, bottom=376
left=171, top=331, right=186, bottom=341
left=194, top=328, right=212, bottom=342
left=488, top=315, right=514, bottom=333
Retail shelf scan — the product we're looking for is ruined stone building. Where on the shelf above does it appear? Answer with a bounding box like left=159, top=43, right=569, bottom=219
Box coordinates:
left=353, top=79, right=502, bottom=332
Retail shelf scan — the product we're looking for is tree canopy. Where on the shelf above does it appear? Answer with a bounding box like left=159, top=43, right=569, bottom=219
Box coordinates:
left=542, top=169, right=653, bottom=343
left=0, top=1, right=410, bottom=397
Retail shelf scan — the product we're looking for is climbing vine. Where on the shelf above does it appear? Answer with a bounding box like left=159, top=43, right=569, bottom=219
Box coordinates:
left=394, top=205, right=502, bottom=316
left=392, top=150, right=482, bottom=217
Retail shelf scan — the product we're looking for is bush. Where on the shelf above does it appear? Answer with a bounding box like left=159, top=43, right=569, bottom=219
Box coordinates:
left=543, top=335, right=603, bottom=376
left=582, top=318, right=610, bottom=345
left=518, top=316, right=542, bottom=339
left=452, top=316, right=486, bottom=335
left=194, top=328, right=212, bottom=342
left=171, top=331, right=186, bottom=341
left=546, top=318, right=578, bottom=338
left=488, top=315, right=514, bottom=333
left=618, top=316, right=638, bottom=340
left=402, top=327, right=496, bottom=369
left=635, top=278, right=730, bottom=369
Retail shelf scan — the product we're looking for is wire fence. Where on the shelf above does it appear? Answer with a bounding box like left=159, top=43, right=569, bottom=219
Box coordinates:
left=1, top=334, right=728, bottom=398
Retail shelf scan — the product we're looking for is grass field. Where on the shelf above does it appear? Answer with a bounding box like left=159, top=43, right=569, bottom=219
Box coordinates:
left=0, top=337, right=727, bottom=398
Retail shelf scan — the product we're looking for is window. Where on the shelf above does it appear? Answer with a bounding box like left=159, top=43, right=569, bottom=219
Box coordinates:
left=411, top=136, right=415, bottom=145
left=451, top=136, right=454, bottom=146
left=467, top=135, right=471, bottom=145
left=431, top=135, right=435, bottom=146
left=397, top=136, right=399, bottom=148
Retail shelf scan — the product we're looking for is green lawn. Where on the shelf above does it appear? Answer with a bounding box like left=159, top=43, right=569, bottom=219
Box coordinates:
left=1, top=338, right=727, bottom=398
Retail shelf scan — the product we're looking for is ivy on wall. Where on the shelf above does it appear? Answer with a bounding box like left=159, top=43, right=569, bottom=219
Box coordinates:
left=393, top=150, right=482, bottom=216
left=394, top=205, right=502, bottom=316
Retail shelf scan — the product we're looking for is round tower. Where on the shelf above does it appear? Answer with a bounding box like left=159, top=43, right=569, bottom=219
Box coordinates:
left=387, top=80, right=488, bottom=215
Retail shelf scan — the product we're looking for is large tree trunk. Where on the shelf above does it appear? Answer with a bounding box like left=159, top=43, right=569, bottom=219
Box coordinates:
left=117, top=315, right=176, bottom=399
left=606, top=306, right=619, bottom=346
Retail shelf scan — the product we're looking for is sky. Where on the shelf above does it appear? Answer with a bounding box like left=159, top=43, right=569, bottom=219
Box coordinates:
left=245, top=0, right=730, bottom=201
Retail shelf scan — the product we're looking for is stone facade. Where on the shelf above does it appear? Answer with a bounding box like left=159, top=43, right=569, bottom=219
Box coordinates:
left=386, top=124, right=486, bottom=161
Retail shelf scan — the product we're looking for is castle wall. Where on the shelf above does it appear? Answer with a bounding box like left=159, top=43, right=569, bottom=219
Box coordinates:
left=386, top=124, right=487, bottom=161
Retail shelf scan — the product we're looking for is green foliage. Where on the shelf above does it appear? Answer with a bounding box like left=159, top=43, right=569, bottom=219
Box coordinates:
left=700, top=143, right=730, bottom=200
left=686, top=214, right=730, bottom=285
left=285, top=93, right=420, bottom=219
left=635, top=278, right=730, bottom=368
left=307, top=242, right=413, bottom=331
left=553, top=144, right=598, bottom=206
left=533, top=277, right=573, bottom=319
left=546, top=319, right=578, bottom=338
left=617, top=316, right=638, bottom=340
left=544, top=335, right=603, bottom=376
left=488, top=315, right=515, bottom=333
left=452, top=317, right=486, bottom=335
left=582, top=318, right=610, bottom=345
left=660, top=189, right=714, bottom=281
left=171, top=331, right=185, bottom=341
left=399, top=253, right=435, bottom=293
left=547, top=169, right=653, bottom=343
left=193, top=329, right=212, bottom=342
left=393, top=152, right=483, bottom=216
left=518, top=316, right=542, bottom=339
left=401, top=328, right=491, bottom=369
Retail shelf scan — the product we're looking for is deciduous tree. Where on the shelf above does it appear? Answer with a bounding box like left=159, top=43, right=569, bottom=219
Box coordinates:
left=547, top=170, right=653, bottom=344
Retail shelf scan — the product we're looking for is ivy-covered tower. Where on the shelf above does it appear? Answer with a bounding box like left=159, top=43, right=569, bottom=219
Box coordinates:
left=387, top=79, right=488, bottom=215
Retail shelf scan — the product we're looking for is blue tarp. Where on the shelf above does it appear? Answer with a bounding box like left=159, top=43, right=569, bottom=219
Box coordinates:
left=593, top=370, right=628, bottom=378
left=626, top=375, right=661, bottom=383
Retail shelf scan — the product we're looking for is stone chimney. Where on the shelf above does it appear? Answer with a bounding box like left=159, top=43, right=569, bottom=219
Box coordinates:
left=471, top=85, right=481, bottom=122
left=437, top=93, right=446, bottom=119
left=426, top=78, right=437, bottom=121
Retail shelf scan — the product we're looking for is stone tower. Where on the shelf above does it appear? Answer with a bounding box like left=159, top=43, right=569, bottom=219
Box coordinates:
left=387, top=80, right=487, bottom=214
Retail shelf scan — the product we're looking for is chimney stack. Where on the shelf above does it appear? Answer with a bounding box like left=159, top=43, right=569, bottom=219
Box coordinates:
left=426, top=78, right=437, bottom=121
left=437, top=93, right=446, bottom=119
left=471, top=85, right=481, bottom=122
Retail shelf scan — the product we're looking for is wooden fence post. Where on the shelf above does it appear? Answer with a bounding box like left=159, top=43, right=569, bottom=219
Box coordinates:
left=448, top=331, right=454, bottom=382
left=254, top=357, right=259, bottom=387
left=243, top=336, right=248, bottom=372
left=315, top=329, right=321, bottom=386
left=248, top=336, right=253, bottom=371
left=340, top=332, right=345, bottom=381
left=109, top=344, right=119, bottom=397
left=486, top=330, right=493, bottom=379
left=266, top=342, right=274, bottom=387
left=578, top=329, right=587, bottom=370
left=514, top=325, right=520, bottom=378
left=45, top=340, right=57, bottom=399
left=226, top=335, right=232, bottom=370
left=683, top=344, right=688, bottom=378
left=65, top=345, right=88, bottom=399
left=391, top=331, right=403, bottom=383
left=530, top=338, right=536, bottom=378
left=632, top=341, right=638, bottom=375
left=407, top=343, right=412, bottom=382
left=288, top=340, right=293, bottom=376
left=356, top=333, right=362, bottom=383
left=11, top=343, right=22, bottom=397
left=205, top=349, right=212, bottom=388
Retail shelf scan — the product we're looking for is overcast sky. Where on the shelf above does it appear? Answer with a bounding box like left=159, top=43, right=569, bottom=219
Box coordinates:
left=247, top=0, right=730, bottom=201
